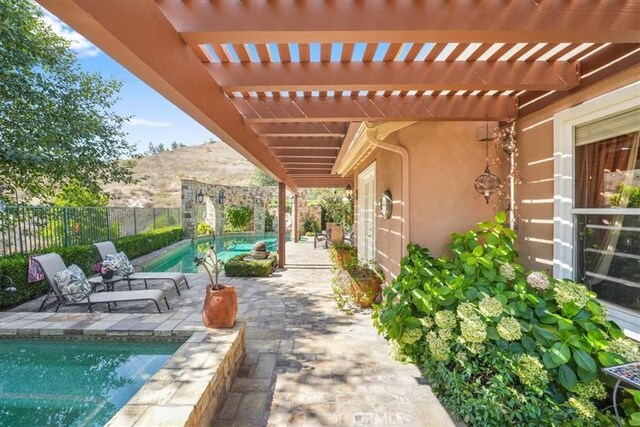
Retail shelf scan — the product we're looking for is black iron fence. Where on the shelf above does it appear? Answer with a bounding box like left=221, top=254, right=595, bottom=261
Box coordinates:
left=0, top=206, right=182, bottom=256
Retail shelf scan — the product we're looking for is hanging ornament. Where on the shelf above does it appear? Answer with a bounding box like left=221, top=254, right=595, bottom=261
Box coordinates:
left=474, top=121, right=501, bottom=204
left=500, top=120, right=517, bottom=155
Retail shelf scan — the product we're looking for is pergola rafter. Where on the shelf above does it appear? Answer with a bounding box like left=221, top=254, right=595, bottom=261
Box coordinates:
left=39, top=0, right=640, bottom=189
left=209, top=62, right=581, bottom=92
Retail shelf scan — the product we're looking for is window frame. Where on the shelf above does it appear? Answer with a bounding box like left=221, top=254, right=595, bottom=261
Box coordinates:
left=552, top=82, right=640, bottom=338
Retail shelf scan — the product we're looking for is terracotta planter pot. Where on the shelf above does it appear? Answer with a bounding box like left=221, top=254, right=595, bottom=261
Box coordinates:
left=334, top=250, right=354, bottom=269
left=202, top=283, right=238, bottom=328
left=349, top=277, right=381, bottom=308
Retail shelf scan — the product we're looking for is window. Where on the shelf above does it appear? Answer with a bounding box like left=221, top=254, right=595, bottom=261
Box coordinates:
left=574, top=110, right=640, bottom=312
left=553, top=82, right=640, bottom=337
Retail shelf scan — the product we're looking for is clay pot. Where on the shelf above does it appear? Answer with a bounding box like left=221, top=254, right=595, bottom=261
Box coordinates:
left=101, top=271, right=114, bottom=280
left=202, top=283, right=238, bottom=328
left=334, top=250, right=354, bottom=269
left=349, top=277, right=381, bottom=308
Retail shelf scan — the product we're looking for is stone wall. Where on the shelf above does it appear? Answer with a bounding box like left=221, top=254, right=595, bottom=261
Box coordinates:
left=181, top=179, right=277, bottom=238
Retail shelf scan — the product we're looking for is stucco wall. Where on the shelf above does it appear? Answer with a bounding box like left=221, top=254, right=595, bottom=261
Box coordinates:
left=515, top=65, right=640, bottom=272
left=355, top=121, right=504, bottom=280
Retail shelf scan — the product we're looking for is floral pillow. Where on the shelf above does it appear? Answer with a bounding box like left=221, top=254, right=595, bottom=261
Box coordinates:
left=54, top=264, right=91, bottom=302
left=104, top=252, right=135, bottom=276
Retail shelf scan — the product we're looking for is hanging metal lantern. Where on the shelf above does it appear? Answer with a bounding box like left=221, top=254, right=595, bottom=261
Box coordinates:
left=500, top=121, right=517, bottom=155
left=474, top=121, right=501, bottom=204
left=474, top=166, right=501, bottom=204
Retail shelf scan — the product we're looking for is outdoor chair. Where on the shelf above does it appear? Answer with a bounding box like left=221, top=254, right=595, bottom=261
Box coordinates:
left=343, top=231, right=354, bottom=245
left=93, top=241, right=190, bottom=295
left=314, top=230, right=329, bottom=249
left=32, top=253, right=169, bottom=313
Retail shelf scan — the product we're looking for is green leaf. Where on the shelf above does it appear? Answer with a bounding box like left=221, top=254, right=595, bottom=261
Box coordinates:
left=573, top=349, right=597, bottom=373
left=487, top=326, right=500, bottom=341
left=436, top=286, right=451, bottom=296
left=543, top=351, right=559, bottom=369
left=561, top=302, right=580, bottom=318
left=532, top=325, right=560, bottom=344
left=549, top=342, right=571, bottom=365
left=466, top=257, right=478, bottom=266
left=597, top=351, right=625, bottom=367
left=522, top=336, right=537, bottom=352
left=410, top=289, right=431, bottom=312
left=629, top=413, right=640, bottom=427
left=464, top=288, right=478, bottom=301
left=557, top=365, right=577, bottom=391
left=472, top=245, right=484, bottom=257
left=495, top=211, right=507, bottom=224
left=509, top=342, right=525, bottom=354
left=576, top=366, right=597, bottom=383
left=477, top=257, right=492, bottom=269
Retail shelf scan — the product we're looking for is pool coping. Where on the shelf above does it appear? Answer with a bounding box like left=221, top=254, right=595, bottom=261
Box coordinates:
left=0, top=311, right=246, bottom=426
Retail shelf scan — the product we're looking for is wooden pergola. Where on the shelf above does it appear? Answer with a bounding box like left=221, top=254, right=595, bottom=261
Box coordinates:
left=37, top=0, right=640, bottom=265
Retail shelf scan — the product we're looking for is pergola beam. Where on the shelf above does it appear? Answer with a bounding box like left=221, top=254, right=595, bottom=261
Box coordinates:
left=249, top=122, right=347, bottom=135
left=156, top=1, right=640, bottom=44
left=236, top=95, right=517, bottom=122
left=262, top=137, right=341, bottom=148
left=209, top=62, right=581, bottom=92
left=38, top=0, right=298, bottom=192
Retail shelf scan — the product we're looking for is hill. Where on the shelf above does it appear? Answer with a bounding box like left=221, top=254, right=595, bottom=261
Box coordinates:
left=105, top=142, right=255, bottom=207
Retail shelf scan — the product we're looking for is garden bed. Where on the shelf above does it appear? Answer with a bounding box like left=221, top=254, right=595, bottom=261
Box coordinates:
left=223, top=254, right=277, bottom=277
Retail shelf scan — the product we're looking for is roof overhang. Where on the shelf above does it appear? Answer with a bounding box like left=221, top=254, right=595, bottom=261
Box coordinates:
left=37, top=0, right=640, bottom=189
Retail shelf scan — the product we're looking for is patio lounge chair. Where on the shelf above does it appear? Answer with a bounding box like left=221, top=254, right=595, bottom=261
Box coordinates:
left=32, top=253, right=169, bottom=313
left=93, top=241, right=190, bottom=295
left=314, top=230, right=329, bottom=249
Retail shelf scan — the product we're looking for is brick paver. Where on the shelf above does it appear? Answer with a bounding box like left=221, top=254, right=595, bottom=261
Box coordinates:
left=214, top=241, right=456, bottom=427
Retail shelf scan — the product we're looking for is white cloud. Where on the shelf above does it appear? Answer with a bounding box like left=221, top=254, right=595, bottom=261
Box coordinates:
left=127, top=118, right=172, bottom=127
left=39, top=8, right=101, bottom=57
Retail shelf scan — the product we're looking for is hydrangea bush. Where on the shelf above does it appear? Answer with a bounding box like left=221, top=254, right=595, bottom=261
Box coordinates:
left=373, top=212, right=640, bottom=426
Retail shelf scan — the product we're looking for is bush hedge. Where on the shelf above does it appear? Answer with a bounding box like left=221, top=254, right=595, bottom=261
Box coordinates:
left=223, top=254, right=277, bottom=277
left=0, top=226, right=183, bottom=310
left=373, top=212, right=640, bottom=426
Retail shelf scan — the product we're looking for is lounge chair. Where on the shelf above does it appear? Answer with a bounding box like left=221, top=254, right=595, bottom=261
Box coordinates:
left=32, top=253, right=169, bottom=313
left=93, top=241, right=190, bottom=295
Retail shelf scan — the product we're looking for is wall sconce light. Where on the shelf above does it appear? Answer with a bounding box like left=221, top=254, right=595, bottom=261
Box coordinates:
left=254, top=195, right=262, bottom=205
left=218, top=190, right=226, bottom=204
left=195, top=189, right=204, bottom=204
left=345, top=183, right=353, bottom=199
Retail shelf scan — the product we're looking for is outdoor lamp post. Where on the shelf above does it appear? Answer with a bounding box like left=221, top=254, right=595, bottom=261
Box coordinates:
left=196, top=189, right=204, bottom=204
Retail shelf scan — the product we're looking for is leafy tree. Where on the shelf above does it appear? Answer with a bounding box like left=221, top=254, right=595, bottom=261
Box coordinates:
left=250, top=167, right=277, bottom=186
left=0, top=0, right=136, bottom=201
left=53, top=180, right=109, bottom=207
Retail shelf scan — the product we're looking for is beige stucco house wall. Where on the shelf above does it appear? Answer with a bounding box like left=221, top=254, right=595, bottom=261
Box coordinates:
left=352, top=65, right=640, bottom=286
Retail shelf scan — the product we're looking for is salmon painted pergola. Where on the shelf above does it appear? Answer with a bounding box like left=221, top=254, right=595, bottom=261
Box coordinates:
left=37, top=1, right=640, bottom=265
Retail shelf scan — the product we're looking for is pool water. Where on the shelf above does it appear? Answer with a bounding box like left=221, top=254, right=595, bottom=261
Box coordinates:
left=146, top=233, right=286, bottom=273
left=0, top=339, right=181, bottom=427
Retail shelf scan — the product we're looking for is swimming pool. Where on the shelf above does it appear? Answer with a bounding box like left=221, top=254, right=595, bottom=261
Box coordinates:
left=0, top=338, right=181, bottom=426
left=145, top=232, right=287, bottom=273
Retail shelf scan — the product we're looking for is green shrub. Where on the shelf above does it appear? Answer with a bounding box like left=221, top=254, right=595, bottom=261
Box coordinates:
left=225, top=206, right=253, bottom=232
left=155, top=213, right=179, bottom=228
left=373, top=212, right=639, bottom=426
left=196, top=221, right=213, bottom=235
left=223, top=254, right=277, bottom=277
left=0, top=226, right=183, bottom=310
left=302, top=216, right=318, bottom=234
left=265, top=210, right=275, bottom=232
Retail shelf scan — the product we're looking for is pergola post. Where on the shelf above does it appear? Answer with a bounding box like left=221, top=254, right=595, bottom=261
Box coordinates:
left=278, top=182, right=286, bottom=268
left=293, top=193, right=299, bottom=243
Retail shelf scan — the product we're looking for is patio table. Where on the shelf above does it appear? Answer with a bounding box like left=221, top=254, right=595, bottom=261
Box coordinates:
left=602, top=361, right=640, bottom=426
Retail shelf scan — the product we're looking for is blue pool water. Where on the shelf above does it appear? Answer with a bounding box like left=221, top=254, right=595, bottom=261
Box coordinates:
left=145, top=233, right=287, bottom=273
left=0, top=339, right=181, bottom=427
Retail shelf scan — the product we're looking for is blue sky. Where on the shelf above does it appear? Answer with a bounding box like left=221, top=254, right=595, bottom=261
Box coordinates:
left=41, top=8, right=216, bottom=153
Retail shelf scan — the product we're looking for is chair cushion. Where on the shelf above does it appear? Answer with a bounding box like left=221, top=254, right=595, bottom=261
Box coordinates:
left=105, top=252, right=135, bottom=276
left=54, top=264, right=92, bottom=302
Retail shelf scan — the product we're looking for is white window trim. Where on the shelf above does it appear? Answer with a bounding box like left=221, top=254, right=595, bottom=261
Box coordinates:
left=553, top=82, right=640, bottom=279
left=553, top=82, right=640, bottom=338
left=357, top=162, right=376, bottom=262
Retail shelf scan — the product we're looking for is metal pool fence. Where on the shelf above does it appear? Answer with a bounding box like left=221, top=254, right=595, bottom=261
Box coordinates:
left=0, top=206, right=182, bottom=256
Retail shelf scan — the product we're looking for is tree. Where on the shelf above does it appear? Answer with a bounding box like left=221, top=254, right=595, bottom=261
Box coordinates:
left=250, top=167, right=277, bottom=186
left=53, top=180, right=109, bottom=207
left=0, top=0, right=136, bottom=201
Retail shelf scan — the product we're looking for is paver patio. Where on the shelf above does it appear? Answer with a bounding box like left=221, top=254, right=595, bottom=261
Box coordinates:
left=9, top=240, right=456, bottom=426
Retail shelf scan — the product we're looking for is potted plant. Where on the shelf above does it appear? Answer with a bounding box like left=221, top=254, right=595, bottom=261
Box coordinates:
left=329, top=242, right=356, bottom=269
left=93, top=261, right=115, bottom=280
left=195, top=246, right=238, bottom=328
left=346, top=260, right=383, bottom=308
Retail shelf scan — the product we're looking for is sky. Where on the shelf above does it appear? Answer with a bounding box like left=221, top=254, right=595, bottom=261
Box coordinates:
left=40, top=8, right=216, bottom=154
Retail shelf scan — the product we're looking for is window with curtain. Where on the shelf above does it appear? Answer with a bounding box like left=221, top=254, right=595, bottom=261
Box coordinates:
left=574, top=107, right=640, bottom=313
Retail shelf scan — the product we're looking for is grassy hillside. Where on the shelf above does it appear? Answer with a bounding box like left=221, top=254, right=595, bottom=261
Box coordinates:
left=105, top=142, right=255, bottom=207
